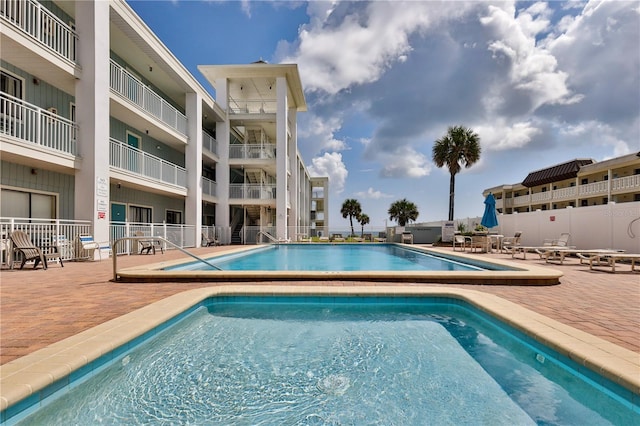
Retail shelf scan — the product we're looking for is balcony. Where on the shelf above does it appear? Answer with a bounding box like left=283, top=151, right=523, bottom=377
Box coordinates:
left=579, top=181, right=609, bottom=197
left=109, top=60, right=187, bottom=137
left=0, top=0, right=77, bottom=64
left=109, top=138, right=186, bottom=188
left=612, top=174, right=640, bottom=192
left=229, top=183, right=276, bottom=200
left=1, top=92, right=77, bottom=155
left=203, top=131, right=218, bottom=156
left=229, top=144, right=276, bottom=160
left=202, top=176, right=217, bottom=197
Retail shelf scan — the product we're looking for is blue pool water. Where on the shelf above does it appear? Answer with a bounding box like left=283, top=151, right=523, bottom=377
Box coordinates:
left=10, top=297, right=638, bottom=425
left=168, top=244, right=503, bottom=272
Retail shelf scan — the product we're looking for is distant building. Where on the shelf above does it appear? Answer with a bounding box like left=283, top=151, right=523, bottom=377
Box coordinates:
left=1, top=0, right=328, bottom=246
left=483, top=153, right=640, bottom=214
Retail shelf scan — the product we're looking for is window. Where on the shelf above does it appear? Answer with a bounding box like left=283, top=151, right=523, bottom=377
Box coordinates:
left=581, top=200, right=588, bottom=207
left=0, top=189, right=56, bottom=219
left=129, top=205, right=152, bottom=223
left=581, top=178, right=589, bottom=185
left=166, top=210, right=182, bottom=224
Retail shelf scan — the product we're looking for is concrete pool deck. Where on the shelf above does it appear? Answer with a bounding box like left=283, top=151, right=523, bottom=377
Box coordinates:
left=1, top=244, right=639, bottom=413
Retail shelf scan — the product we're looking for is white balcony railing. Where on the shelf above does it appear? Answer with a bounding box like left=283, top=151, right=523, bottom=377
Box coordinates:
left=1, top=92, right=77, bottom=155
left=0, top=0, right=77, bottom=64
left=551, top=186, right=577, bottom=201
left=202, top=176, right=217, bottom=197
left=512, top=194, right=530, bottom=207
left=579, top=181, right=608, bottom=197
left=202, top=131, right=218, bottom=156
left=109, top=138, right=186, bottom=187
left=229, top=144, right=276, bottom=159
left=612, top=175, right=640, bottom=192
left=229, top=183, right=276, bottom=199
left=228, top=98, right=277, bottom=114
left=109, top=60, right=187, bottom=136
left=530, top=191, right=552, bottom=203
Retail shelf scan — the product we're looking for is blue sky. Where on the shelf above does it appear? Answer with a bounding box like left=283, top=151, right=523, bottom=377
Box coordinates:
left=129, top=0, right=640, bottom=229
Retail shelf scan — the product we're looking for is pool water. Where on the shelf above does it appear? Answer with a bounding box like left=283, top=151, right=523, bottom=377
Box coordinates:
left=169, top=244, right=497, bottom=272
left=17, top=299, right=638, bottom=425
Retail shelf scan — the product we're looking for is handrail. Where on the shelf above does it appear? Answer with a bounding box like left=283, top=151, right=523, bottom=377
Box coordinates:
left=256, top=231, right=278, bottom=244
left=112, top=236, right=222, bottom=281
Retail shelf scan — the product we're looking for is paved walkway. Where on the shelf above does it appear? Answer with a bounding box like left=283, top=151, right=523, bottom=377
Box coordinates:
left=1, top=245, right=638, bottom=365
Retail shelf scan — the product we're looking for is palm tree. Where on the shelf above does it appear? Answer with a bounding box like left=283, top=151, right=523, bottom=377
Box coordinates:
left=357, top=213, right=370, bottom=237
left=340, top=199, right=362, bottom=236
left=432, top=125, right=481, bottom=221
left=388, top=199, right=419, bottom=226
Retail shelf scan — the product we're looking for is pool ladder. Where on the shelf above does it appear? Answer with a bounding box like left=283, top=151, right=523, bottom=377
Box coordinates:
left=111, top=236, right=222, bottom=281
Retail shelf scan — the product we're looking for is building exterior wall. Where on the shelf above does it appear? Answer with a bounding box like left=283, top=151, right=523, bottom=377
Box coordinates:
left=0, top=0, right=326, bottom=248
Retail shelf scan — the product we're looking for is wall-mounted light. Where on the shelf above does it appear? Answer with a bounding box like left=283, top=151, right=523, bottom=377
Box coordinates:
left=156, top=145, right=161, bottom=150
left=240, top=85, right=243, bottom=91
left=149, top=66, right=153, bottom=72
left=31, top=168, right=37, bottom=175
left=145, top=129, right=149, bottom=135
left=117, top=183, right=121, bottom=189
left=32, top=78, right=40, bottom=85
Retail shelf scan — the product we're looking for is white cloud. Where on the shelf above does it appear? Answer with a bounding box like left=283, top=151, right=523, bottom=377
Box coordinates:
left=480, top=2, right=584, bottom=111
left=298, top=114, right=348, bottom=153
left=354, top=187, right=392, bottom=200
left=380, top=147, right=431, bottom=178
left=279, top=1, right=473, bottom=94
left=476, top=121, right=542, bottom=151
left=307, top=152, right=349, bottom=194
left=558, top=121, right=634, bottom=157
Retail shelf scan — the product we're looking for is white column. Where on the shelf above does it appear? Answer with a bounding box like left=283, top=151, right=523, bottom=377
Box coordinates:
left=74, top=0, right=110, bottom=256
left=185, top=92, right=202, bottom=245
left=288, top=107, right=298, bottom=235
left=215, top=78, right=230, bottom=243
left=275, top=77, right=288, bottom=239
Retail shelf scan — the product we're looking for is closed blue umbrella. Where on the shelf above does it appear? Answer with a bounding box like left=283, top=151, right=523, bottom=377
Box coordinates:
left=481, top=193, right=499, bottom=229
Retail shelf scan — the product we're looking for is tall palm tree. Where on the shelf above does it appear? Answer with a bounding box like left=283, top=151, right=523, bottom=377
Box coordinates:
left=388, top=199, right=419, bottom=226
left=357, top=213, right=370, bottom=237
left=340, top=199, right=362, bottom=236
left=432, top=125, right=481, bottom=221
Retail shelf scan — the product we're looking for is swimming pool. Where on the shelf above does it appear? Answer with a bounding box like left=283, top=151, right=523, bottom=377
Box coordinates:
left=115, top=244, right=563, bottom=285
left=5, top=294, right=638, bottom=425
left=170, top=244, right=493, bottom=271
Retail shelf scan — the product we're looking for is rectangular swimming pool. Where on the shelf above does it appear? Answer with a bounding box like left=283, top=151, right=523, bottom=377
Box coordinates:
left=6, top=296, right=638, bottom=425
left=167, top=244, right=508, bottom=272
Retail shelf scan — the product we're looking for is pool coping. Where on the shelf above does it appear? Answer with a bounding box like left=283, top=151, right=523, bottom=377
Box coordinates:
left=114, top=244, right=564, bottom=285
left=1, top=285, right=638, bottom=416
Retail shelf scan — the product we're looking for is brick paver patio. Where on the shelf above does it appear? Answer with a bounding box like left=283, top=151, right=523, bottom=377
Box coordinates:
left=1, top=245, right=638, bottom=365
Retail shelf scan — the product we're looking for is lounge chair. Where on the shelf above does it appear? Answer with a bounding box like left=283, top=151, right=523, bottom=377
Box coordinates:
left=543, top=232, right=571, bottom=247
left=579, top=252, right=640, bottom=273
left=9, top=230, right=48, bottom=269
left=500, top=232, right=522, bottom=253
left=202, top=232, right=220, bottom=247
left=453, top=235, right=471, bottom=252
left=331, top=234, right=345, bottom=242
left=538, top=248, right=625, bottom=265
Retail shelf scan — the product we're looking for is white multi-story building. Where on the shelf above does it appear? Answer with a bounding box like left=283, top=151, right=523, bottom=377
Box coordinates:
left=0, top=0, right=327, bottom=253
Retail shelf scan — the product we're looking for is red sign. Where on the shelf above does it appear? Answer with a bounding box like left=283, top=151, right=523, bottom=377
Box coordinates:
left=550, top=216, right=555, bottom=221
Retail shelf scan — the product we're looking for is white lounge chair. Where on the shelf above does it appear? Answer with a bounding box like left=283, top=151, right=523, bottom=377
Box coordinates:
left=453, top=235, right=471, bottom=252
left=579, top=252, right=640, bottom=273
left=501, top=232, right=522, bottom=253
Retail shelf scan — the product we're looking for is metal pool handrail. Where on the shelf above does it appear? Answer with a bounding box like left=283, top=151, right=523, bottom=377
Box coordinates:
left=112, top=236, right=222, bottom=281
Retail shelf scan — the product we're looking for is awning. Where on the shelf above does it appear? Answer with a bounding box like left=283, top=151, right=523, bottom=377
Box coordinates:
left=522, top=159, right=594, bottom=187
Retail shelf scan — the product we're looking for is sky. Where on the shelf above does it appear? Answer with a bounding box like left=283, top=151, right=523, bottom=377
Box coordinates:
left=128, top=0, right=640, bottom=229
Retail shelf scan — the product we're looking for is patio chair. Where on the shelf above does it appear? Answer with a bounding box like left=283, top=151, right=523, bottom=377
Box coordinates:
left=331, top=234, right=345, bottom=242
left=469, top=235, right=491, bottom=253
left=401, top=232, right=414, bottom=244
left=76, top=234, right=102, bottom=261
left=543, top=233, right=570, bottom=247
left=202, top=232, right=220, bottom=247
left=453, top=234, right=471, bottom=252
left=501, top=232, right=522, bottom=253
left=9, top=230, right=48, bottom=269
left=134, top=231, right=163, bottom=255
